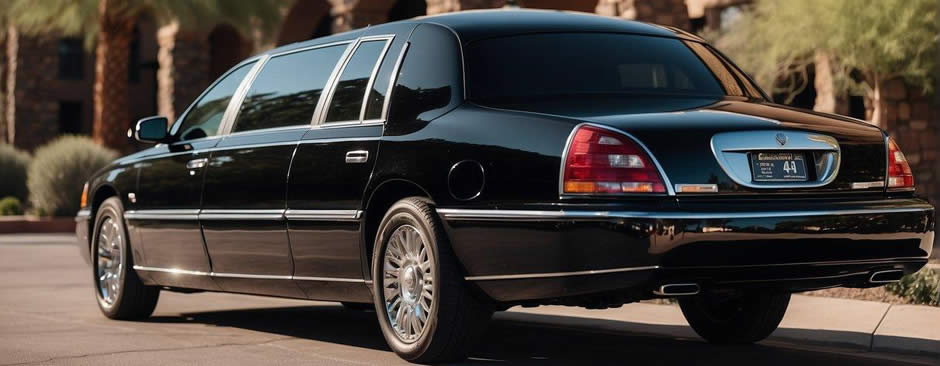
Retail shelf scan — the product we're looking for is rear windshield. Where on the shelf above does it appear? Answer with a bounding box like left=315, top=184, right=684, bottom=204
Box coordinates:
left=466, top=33, right=749, bottom=105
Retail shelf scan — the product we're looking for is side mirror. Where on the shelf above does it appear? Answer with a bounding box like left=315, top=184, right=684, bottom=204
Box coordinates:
left=132, top=116, right=170, bottom=144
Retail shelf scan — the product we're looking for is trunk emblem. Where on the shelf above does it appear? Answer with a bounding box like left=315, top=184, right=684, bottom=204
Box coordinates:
left=775, top=133, right=788, bottom=146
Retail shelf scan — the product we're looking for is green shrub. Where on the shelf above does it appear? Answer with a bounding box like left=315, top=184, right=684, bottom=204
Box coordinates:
left=0, top=143, right=30, bottom=203
left=0, top=196, right=22, bottom=215
left=886, top=268, right=940, bottom=306
left=27, top=136, right=117, bottom=216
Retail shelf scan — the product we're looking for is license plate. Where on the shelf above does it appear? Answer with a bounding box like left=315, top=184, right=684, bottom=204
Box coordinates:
left=750, top=152, right=808, bottom=182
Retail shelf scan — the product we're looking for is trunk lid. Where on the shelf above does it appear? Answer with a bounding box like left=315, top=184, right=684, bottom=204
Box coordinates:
left=493, top=97, right=887, bottom=196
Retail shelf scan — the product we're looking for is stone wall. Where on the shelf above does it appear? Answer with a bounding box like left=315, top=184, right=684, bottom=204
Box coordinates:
left=157, top=22, right=210, bottom=123
left=882, top=79, right=940, bottom=209
left=9, top=35, right=60, bottom=151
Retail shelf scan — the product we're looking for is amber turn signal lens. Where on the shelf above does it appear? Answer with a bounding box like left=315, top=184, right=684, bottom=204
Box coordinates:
left=80, top=183, right=89, bottom=208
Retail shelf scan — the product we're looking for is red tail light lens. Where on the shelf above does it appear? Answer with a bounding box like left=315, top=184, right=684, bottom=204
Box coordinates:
left=886, top=137, right=914, bottom=189
left=562, top=125, right=666, bottom=194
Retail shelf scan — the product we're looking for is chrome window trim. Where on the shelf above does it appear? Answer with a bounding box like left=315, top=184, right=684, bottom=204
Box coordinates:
left=464, top=265, right=660, bottom=281
left=558, top=122, right=676, bottom=197
left=217, top=56, right=269, bottom=136
left=169, top=55, right=266, bottom=137
left=318, top=35, right=395, bottom=127
left=710, top=130, right=841, bottom=189
left=124, top=209, right=200, bottom=221
left=133, top=265, right=365, bottom=283
left=223, top=124, right=313, bottom=138
left=222, top=41, right=355, bottom=136
left=381, top=42, right=409, bottom=121
left=436, top=206, right=933, bottom=221
left=298, top=136, right=380, bottom=145
left=358, top=37, right=395, bottom=121
left=284, top=209, right=362, bottom=221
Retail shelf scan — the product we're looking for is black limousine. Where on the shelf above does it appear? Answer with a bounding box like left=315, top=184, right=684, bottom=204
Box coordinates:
left=75, top=9, right=934, bottom=362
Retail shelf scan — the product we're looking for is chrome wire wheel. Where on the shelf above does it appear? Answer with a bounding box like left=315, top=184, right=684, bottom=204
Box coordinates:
left=382, top=224, right=434, bottom=343
left=96, top=216, right=123, bottom=307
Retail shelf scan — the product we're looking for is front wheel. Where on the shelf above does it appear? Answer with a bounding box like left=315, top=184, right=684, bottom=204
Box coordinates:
left=92, top=197, right=160, bottom=320
left=372, top=198, right=492, bottom=363
left=678, top=289, right=790, bottom=344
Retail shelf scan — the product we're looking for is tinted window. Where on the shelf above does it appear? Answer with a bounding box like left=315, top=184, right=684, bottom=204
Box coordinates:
left=325, top=40, right=387, bottom=122
left=233, top=45, right=345, bottom=132
left=466, top=34, right=728, bottom=106
left=175, top=62, right=254, bottom=141
left=386, top=24, right=462, bottom=125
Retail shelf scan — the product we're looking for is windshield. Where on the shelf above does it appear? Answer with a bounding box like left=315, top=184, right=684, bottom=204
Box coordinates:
left=466, top=33, right=757, bottom=106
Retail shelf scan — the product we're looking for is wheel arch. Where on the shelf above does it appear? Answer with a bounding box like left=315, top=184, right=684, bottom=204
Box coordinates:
left=361, top=178, right=433, bottom=281
left=86, top=184, right=120, bottom=255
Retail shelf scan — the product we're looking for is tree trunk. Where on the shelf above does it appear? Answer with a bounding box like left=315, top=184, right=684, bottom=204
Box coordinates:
left=92, top=0, right=134, bottom=152
left=812, top=50, right=847, bottom=115
left=869, top=77, right=884, bottom=127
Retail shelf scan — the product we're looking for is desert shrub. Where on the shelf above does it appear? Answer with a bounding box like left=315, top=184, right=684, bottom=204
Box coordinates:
left=0, top=143, right=30, bottom=202
left=27, top=136, right=117, bottom=216
left=0, top=196, right=22, bottom=215
left=886, top=268, right=940, bottom=306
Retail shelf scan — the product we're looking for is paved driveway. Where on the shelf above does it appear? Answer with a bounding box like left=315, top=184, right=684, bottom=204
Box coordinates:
left=0, top=234, right=933, bottom=365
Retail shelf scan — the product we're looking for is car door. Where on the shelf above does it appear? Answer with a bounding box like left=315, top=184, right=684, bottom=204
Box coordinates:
left=287, top=32, right=407, bottom=301
left=200, top=42, right=351, bottom=298
left=129, top=60, right=258, bottom=290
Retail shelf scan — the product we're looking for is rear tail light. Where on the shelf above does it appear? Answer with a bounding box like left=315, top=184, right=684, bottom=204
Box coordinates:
left=562, top=125, right=666, bottom=194
left=886, top=137, right=914, bottom=189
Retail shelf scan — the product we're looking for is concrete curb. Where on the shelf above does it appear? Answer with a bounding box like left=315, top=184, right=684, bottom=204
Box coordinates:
left=509, top=295, right=940, bottom=360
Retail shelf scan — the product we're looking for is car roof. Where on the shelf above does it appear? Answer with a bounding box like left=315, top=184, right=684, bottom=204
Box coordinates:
left=416, top=8, right=700, bottom=43
left=262, top=9, right=702, bottom=59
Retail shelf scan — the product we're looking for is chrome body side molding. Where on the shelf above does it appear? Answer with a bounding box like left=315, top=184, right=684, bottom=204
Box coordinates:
left=133, top=265, right=365, bottom=283
left=464, top=265, right=660, bottom=281
left=436, top=206, right=934, bottom=221
left=123, top=209, right=363, bottom=221
left=284, top=209, right=362, bottom=221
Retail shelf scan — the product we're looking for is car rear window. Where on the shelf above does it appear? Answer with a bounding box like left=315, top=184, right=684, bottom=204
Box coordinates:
left=466, top=33, right=743, bottom=106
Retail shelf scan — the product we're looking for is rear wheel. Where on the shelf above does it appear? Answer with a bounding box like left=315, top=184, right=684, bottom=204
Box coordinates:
left=678, top=289, right=790, bottom=344
left=92, top=197, right=160, bottom=319
left=372, top=198, right=492, bottom=362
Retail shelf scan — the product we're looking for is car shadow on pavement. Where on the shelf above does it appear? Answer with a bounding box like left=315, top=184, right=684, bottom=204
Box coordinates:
left=148, top=305, right=929, bottom=366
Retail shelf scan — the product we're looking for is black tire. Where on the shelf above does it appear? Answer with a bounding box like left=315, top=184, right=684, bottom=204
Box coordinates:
left=372, top=197, right=492, bottom=363
left=678, top=289, right=790, bottom=344
left=92, top=197, right=160, bottom=320
left=341, top=302, right=374, bottom=311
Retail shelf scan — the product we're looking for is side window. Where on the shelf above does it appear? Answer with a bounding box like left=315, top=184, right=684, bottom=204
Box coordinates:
left=387, top=24, right=463, bottom=125
left=324, top=40, right=388, bottom=123
left=175, top=62, right=254, bottom=141
left=233, top=45, right=345, bottom=133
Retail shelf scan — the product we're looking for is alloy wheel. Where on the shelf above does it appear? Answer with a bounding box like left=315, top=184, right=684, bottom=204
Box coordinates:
left=96, top=216, right=123, bottom=307
left=382, top=224, right=434, bottom=343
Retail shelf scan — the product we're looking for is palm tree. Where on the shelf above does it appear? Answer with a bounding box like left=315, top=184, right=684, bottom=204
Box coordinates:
left=6, top=0, right=284, bottom=151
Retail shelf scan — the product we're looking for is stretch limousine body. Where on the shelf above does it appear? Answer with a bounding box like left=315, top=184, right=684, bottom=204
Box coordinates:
left=75, top=10, right=934, bottom=362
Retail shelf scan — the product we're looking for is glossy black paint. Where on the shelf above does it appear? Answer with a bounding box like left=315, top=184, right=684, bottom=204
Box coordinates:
left=75, top=10, right=934, bottom=307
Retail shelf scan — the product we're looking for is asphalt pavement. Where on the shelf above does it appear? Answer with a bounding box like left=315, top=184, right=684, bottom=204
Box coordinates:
left=0, top=234, right=936, bottom=366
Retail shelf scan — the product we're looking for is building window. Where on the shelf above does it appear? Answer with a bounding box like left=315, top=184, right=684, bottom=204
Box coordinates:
left=58, top=101, right=83, bottom=134
left=57, top=38, right=84, bottom=80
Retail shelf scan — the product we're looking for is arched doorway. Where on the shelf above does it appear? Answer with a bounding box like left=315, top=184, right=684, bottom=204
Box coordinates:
left=277, top=0, right=333, bottom=46
left=388, top=0, right=427, bottom=21
left=208, top=24, right=249, bottom=80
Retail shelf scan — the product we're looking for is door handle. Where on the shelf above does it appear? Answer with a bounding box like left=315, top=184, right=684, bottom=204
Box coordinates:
left=186, top=158, right=208, bottom=169
left=345, top=150, right=369, bottom=164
